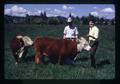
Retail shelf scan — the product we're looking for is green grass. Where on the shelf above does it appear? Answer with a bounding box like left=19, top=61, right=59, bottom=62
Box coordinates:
left=4, top=24, right=115, bottom=79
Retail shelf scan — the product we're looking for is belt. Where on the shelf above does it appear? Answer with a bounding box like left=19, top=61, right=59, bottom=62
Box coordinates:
left=88, top=35, right=96, bottom=40
left=65, top=38, right=76, bottom=41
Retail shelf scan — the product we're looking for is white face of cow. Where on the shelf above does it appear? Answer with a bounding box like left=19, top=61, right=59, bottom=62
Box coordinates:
left=22, top=36, right=33, bottom=46
left=77, top=37, right=91, bottom=52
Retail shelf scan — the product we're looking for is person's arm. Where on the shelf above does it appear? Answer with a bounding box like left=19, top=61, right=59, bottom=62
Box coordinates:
left=63, top=34, right=66, bottom=39
left=87, top=35, right=96, bottom=39
left=94, top=27, right=99, bottom=39
left=75, top=34, right=78, bottom=39
left=75, top=27, right=79, bottom=39
left=63, top=27, right=67, bottom=39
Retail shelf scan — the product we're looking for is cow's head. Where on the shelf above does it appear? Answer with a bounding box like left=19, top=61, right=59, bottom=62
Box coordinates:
left=13, top=35, right=33, bottom=64
left=77, top=37, right=91, bottom=52
left=22, top=36, right=33, bottom=46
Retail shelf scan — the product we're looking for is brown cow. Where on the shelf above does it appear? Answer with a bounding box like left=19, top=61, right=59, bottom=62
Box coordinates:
left=34, top=36, right=91, bottom=65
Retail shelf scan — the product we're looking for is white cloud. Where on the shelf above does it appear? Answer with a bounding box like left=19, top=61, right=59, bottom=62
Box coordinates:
left=4, top=5, right=77, bottom=17
left=11, top=5, right=27, bottom=13
left=4, top=5, right=44, bottom=16
left=90, top=11, right=98, bottom=16
left=4, top=8, right=11, bottom=15
left=47, top=13, right=59, bottom=17
left=63, top=5, right=66, bottom=9
left=11, top=5, right=18, bottom=12
left=97, top=8, right=115, bottom=19
left=46, top=8, right=68, bottom=17
left=27, top=11, right=32, bottom=15
left=46, top=8, right=77, bottom=17
left=69, top=7, right=74, bottom=10
left=100, top=8, right=114, bottom=13
left=99, top=12, right=115, bottom=19
left=62, top=5, right=74, bottom=10
left=71, top=12, right=77, bottom=17
left=37, top=10, right=42, bottom=14
left=46, top=8, right=50, bottom=11
left=93, top=7, right=98, bottom=9
left=54, top=8, right=62, bottom=13
left=4, top=5, right=76, bottom=17
left=4, top=5, right=27, bottom=16
left=63, top=5, right=67, bottom=10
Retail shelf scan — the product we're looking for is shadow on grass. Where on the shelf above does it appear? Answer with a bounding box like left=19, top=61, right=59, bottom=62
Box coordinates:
left=23, top=55, right=35, bottom=63
left=74, top=58, right=110, bottom=69
left=75, top=57, right=89, bottom=62
left=96, top=59, right=110, bottom=68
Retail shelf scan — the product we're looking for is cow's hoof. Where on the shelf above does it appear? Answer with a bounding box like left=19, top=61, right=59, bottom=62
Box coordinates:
left=36, top=59, right=40, bottom=64
left=36, top=62, right=39, bottom=64
left=36, top=62, right=42, bottom=64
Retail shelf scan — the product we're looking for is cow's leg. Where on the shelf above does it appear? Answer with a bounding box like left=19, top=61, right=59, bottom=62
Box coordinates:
left=58, top=55, right=61, bottom=64
left=22, top=47, right=28, bottom=60
left=58, top=55, right=65, bottom=65
left=14, top=54, right=19, bottom=64
left=35, top=52, right=43, bottom=64
left=12, top=50, right=19, bottom=64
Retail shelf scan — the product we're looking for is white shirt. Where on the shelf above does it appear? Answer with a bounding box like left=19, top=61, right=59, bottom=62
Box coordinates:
left=63, top=25, right=78, bottom=38
left=88, top=26, right=99, bottom=41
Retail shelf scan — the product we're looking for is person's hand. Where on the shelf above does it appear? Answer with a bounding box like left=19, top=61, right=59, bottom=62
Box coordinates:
left=63, top=35, right=65, bottom=39
left=75, top=35, right=78, bottom=39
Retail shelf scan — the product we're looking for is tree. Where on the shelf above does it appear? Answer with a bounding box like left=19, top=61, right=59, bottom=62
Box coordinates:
left=74, top=16, right=80, bottom=24
left=48, top=17, right=60, bottom=25
left=26, top=14, right=30, bottom=24
left=69, top=12, right=72, bottom=17
left=43, top=11, right=48, bottom=24
left=99, top=17, right=105, bottom=25
left=111, top=18, right=115, bottom=25
left=80, top=16, right=88, bottom=24
left=88, top=13, right=95, bottom=21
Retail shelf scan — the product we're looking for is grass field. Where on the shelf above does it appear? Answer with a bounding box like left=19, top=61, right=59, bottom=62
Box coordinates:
left=4, top=24, right=115, bottom=79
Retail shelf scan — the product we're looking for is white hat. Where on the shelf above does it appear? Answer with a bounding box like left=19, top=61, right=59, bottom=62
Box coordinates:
left=67, top=17, right=72, bottom=22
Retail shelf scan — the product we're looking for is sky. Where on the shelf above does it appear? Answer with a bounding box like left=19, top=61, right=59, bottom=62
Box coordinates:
left=4, top=4, right=115, bottom=19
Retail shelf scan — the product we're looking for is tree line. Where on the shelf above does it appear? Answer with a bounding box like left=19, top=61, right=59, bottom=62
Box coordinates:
left=4, top=12, right=115, bottom=25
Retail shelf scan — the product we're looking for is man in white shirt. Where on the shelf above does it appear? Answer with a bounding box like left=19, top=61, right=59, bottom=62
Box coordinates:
left=87, top=20, right=99, bottom=68
left=63, top=17, right=79, bottom=64
left=63, top=17, right=79, bottom=41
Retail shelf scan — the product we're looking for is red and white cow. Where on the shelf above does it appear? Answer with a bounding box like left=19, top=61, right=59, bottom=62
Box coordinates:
left=10, top=35, right=33, bottom=64
left=34, top=36, right=91, bottom=65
